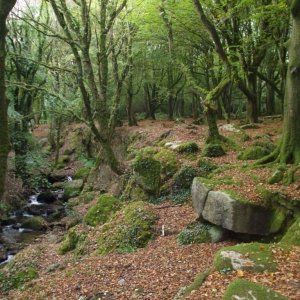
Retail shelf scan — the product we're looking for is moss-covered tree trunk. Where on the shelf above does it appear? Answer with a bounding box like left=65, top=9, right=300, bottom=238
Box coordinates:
left=279, top=0, right=300, bottom=163
left=0, top=0, right=16, bottom=202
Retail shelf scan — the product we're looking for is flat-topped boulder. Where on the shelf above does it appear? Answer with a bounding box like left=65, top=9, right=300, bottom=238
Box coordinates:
left=191, top=178, right=285, bottom=235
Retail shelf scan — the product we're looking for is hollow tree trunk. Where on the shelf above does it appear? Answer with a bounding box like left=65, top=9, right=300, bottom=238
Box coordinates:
left=279, top=1, right=300, bottom=164
left=0, top=0, right=16, bottom=202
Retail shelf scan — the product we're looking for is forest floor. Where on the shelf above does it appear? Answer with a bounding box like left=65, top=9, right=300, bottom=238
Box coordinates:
left=3, top=118, right=300, bottom=299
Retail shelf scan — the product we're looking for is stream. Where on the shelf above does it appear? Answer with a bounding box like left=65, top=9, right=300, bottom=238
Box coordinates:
left=0, top=179, right=70, bottom=266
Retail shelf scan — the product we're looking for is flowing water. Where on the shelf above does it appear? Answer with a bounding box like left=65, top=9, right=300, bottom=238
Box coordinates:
left=0, top=180, right=69, bottom=266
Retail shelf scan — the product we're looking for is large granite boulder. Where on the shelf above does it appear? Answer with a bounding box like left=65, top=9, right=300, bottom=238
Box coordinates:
left=191, top=178, right=210, bottom=216
left=191, top=178, right=285, bottom=235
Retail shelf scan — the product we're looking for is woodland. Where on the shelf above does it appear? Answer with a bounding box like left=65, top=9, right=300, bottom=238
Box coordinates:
left=0, top=0, right=300, bottom=299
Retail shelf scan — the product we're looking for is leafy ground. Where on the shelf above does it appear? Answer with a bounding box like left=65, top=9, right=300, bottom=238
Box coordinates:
left=2, top=118, right=300, bottom=299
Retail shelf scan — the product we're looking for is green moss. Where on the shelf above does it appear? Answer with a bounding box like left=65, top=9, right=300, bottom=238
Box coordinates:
left=269, top=208, right=287, bottom=233
left=197, top=158, right=217, bottom=177
left=21, top=216, right=46, bottom=231
left=238, top=146, right=270, bottom=160
left=122, top=177, right=149, bottom=202
left=58, top=229, right=79, bottom=255
left=74, top=167, right=91, bottom=180
left=281, top=216, right=300, bottom=246
left=63, top=179, right=84, bottom=199
left=223, top=189, right=255, bottom=205
left=222, top=279, right=288, bottom=300
left=172, top=166, right=199, bottom=191
left=0, top=266, right=38, bottom=292
left=197, top=177, right=242, bottom=190
left=135, top=147, right=158, bottom=159
left=97, top=201, right=157, bottom=255
left=253, top=139, right=276, bottom=152
left=153, top=149, right=178, bottom=178
left=257, top=188, right=298, bottom=210
left=58, top=155, right=70, bottom=164
left=84, top=194, right=121, bottom=226
left=214, top=242, right=277, bottom=273
left=133, top=156, right=161, bottom=194
left=176, top=141, right=199, bottom=154
left=78, top=191, right=95, bottom=204
left=202, top=143, right=226, bottom=158
left=268, top=169, right=284, bottom=184
left=178, top=222, right=225, bottom=245
left=175, top=271, right=209, bottom=299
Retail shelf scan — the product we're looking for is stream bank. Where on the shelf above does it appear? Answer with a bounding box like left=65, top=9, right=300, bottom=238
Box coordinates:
left=0, top=178, right=70, bottom=266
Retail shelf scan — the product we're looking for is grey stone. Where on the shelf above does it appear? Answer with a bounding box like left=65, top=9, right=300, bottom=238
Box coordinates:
left=191, top=178, right=210, bottom=217
left=202, top=191, right=274, bottom=235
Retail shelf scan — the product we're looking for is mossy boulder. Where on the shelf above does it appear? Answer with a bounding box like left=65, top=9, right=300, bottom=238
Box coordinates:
left=197, top=158, right=217, bottom=177
left=202, top=143, right=226, bottom=158
left=172, top=166, right=199, bottom=191
left=281, top=216, right=300, bottom=246
left=97, top=201, right=157, bottom=255
left=214, top=242, right=277, bottom=273
left=122, top=177, right=149, bottom=202
left=238, top=146, right=270, bottom=160
left=176, top=141, right=199, bottom=154
left=178, top=222, right=226, bottom=245
left=253, top=138, right=276, bottom=153
left=84, top=194, right=121, bottom=226
left=21, top=216, right=46, bottom=231
left=58, top=228, right=87, bottom=255
left=74, top=167, right=91, bottom=180
left=133, top=156, right=161, bottom=194
left=153, top=148, right=178, bottom=179
left=63, top=179, right=84, bottom=199
left=222, top=279, right=288, bottom=300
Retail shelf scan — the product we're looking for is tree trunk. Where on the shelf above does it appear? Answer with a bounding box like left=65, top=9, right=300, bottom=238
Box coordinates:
left=0, top=0, right=16, bottom=202
left=279, top=1, right=300, bottom=164
left=206, top=108, right=221, bottom=143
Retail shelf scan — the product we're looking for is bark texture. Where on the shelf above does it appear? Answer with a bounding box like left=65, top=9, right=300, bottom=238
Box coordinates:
left=0, top=0, right=16, bottom=202
left=279, top=0, right=300, bottom=163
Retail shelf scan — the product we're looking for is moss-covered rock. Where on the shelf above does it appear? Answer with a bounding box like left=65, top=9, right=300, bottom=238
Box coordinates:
left=84, top=194, right=121, bottom=226
left=178, top=222, right=226, bottom=245
left=122, top=177, right=149, bottom=202
left=63, top=179, right=84, bottom=199
left=176, top=141, right=199, bottom=154
left=172, top=166, right=199, bottom=191
left=21, top=216, right=46, bottom=231
left=258, top=188, right=299, bottom=210
left=153, top=148, right=178, bottom=179
left=197, top=158, right=217, bottom=177
left=202, top=143, right=226, bottom=158
left=97, top=201, right=157, bottom=255
left=214, top=242, right=277, bottom=273
left=74, top=167, right=91, bottom=180
left=133, top=156, right=161, bottom=194
left=281, top=216, right=300, bottom=246
left=238, top=146, right=270, bottom=160
left=222, top=279, right=288, bottom=300
left=58, top=228, right=87, bottom=255
left=253, top=138, right=276, bottom=153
